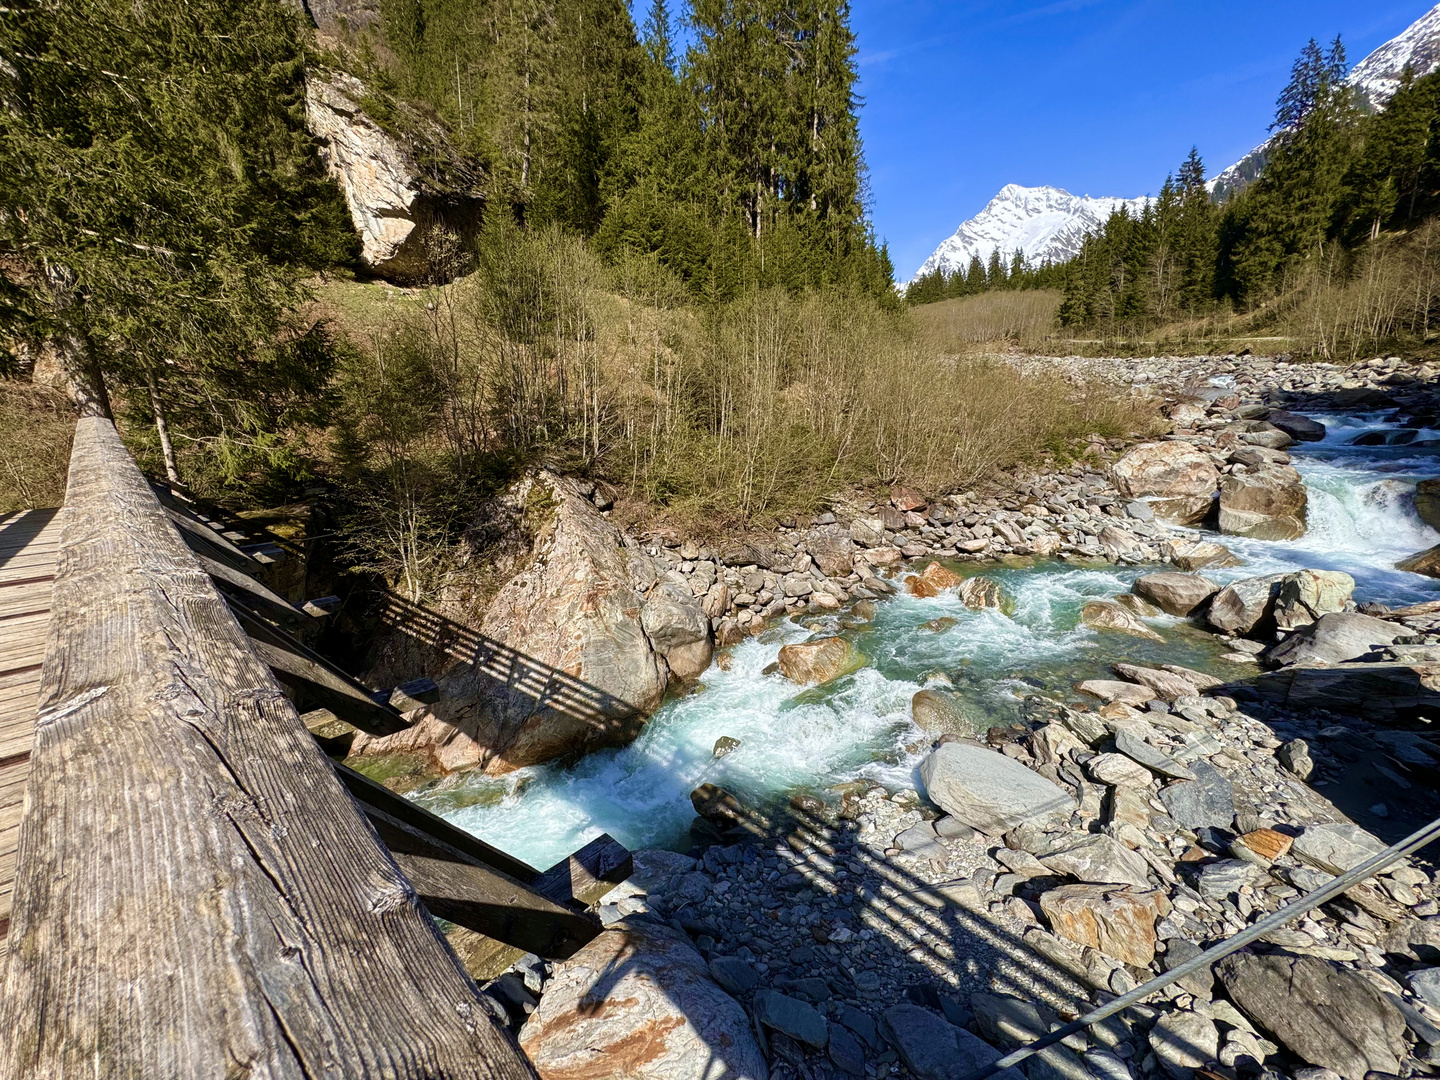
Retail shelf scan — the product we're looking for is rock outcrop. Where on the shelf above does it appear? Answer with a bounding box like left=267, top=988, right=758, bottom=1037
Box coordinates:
left=353, top=473, right=668, bottom=775
left=305, top=70, right=484, bottom=283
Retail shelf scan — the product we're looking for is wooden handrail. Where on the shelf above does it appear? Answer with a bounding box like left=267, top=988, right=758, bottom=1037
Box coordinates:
left=0, top=417, right=536, bottom=1080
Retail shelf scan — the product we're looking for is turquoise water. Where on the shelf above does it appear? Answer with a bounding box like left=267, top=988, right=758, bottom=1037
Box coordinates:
left=415, top=411, right=1440, bottom=870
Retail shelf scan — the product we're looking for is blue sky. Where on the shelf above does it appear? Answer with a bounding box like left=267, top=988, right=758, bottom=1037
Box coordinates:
left=851, top=1, right=1433, bottom=279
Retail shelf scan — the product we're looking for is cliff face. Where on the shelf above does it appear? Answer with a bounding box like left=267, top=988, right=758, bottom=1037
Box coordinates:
left=304, top=70, right=484, bottom=283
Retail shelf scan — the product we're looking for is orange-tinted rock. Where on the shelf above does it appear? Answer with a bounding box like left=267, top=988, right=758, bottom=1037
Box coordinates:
left=1038, top=884, right=1171, bottom=967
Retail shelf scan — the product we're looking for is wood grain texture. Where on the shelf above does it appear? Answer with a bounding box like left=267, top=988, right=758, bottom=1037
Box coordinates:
left=0, top=509, right=58, bottom=944
left=0, top=418, right=537, bottom=1080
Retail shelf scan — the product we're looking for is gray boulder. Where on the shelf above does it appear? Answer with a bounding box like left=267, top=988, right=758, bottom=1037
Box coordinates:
left=1290, top=823, right=1387, bottom=875
left=1265, top=612, right=1403, bottom=667
left=911, top=688, right=987, bottom=738
left=1148, top=1009, right=1219, bottom=1078
left=881, top=1005, right=1025, bottom=1080
left=1216, top=952, right=1407, bottom=1079
left=1267, top=411, right=1327, bottom=442
left=642, top=582, right=714, bottom=682
left=919, top=743, right=1076, bottom=835
left=754, top=989, right=829, bottom=1048
left=1041, top=834, right=1152, bottom=888
left=1273, top=570, right=1354, bottom=632
left=520, top=919, right=767, bottom=1080
left=1157, top=760, right=1234, bottom=829
left=1219, top=464, right=1307, bottom=540
left=1131, top=573, right=1219, bottom=617
left=1207, top=574, right=1286, bottom=635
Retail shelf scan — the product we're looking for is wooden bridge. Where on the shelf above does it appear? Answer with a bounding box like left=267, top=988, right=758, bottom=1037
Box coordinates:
left=0, top=416, right=632, bottom=1078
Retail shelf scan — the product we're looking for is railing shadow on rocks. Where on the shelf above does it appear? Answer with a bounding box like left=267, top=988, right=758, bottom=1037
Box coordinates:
left=344, top=591, right=648, bottom=770
left=526, top=785, right=1237, bottom=1080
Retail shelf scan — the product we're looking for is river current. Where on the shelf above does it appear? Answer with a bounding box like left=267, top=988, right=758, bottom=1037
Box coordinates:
left=416, top=411, right=1440, bottom=869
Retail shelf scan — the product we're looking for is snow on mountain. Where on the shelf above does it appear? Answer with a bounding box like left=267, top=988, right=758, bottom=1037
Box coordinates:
left=1210, top=4, right=1440, bottom=198
left=910, top=184, right=1147, bottom=283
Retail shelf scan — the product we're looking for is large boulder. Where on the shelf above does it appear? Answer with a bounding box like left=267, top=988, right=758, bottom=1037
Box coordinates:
left=777, top=636, right=861, bottom=685
left=1273, top=570, right=1354, bottom=632
left=1206, top=573, right=1286, bottom=635
left=1163, top=538, right=1243, bottom=571
left=354, top=473, right=667, bottom=775
left=919, top=742, right=1076, bottom=835
left=642, top=583, right=714, bottom=682
left=805, top=525, right=857, bottom=577
left=1111, top=442, right=1220, bottom=525
left=1216, top=952, right=1407, bottom=1079
left=1267, top=411, right=1327, bottom=442
left=1131, top=573, right=1218, bottom=617
left=305, top=71, right=483, bottom=283
left=1218, top=464, right=1307, bottom=540
left=1265, top=611, right=1403, bottom=667
left=1081, top=600, right=1163, bottom=641
left=520, top=919, right=767, bottom=1080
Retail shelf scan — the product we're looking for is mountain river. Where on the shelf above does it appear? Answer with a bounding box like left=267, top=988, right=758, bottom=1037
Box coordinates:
left=414, top=411, right=1440, bottom=870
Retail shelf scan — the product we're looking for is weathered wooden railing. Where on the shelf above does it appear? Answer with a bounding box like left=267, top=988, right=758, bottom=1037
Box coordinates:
left=0, top=416, right=626, bottom=1078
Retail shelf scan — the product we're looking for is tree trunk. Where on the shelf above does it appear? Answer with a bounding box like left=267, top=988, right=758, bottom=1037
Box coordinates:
left=148, top=373, right=180, bottom=484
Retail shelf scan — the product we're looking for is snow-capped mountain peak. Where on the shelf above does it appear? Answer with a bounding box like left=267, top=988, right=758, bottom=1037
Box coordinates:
left=910, top=184, right=1147, bottom=284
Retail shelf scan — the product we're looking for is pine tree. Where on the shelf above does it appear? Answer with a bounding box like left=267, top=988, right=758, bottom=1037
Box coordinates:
left=1273, top=38, right=1327, bottom=135
left=967, top=255, right=986, bottom=292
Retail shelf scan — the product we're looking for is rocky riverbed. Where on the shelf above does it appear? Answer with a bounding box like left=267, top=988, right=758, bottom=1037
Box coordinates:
left=358, top=352, right=1440, bottom=1080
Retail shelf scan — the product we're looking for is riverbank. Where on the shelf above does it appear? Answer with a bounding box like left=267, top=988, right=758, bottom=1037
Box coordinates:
left=419, top=351, right=1440, bottom=1080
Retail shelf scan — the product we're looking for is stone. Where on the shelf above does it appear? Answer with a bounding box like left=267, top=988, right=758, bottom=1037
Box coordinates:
left=1148, top=1010, right=1220, bottom=1078
left=1216, top=952, right=1407, bottom=1079
left=753, top=989, right=829, bottom=1048
left=1157, top=761, right=1234, bottom=829
left=1278, top=738, right=1313, bottom=779
left=1086, top=753, right=1154, bottom=787
left=1290, top=823, right=1387, bottom=875
left=710, top=955, right=759, bottom=995
left=1232, top=828, right=1292, bottom=866
left=1206, top=574, right=1286, bottom=635
left=1111, top=443, right=1220, bottom=525
left=1038, top=884, right=1170, bottom=967
left=520, top=919, right=767, bottom=1080
left=958, top=576, right=1008, bottom=610
left=713, top=736, right=741, bottom=759
left=879, top=1005, right=1024, bottom=1080
left=1132, top=573, right=1219, bottom=617
left=1076, top=680, right=1156, bottom=707
left=1110, top=663, right=1196, bottom=702
left=839, top=1005, right=880, bottom=1048
left=1267, top=411, right=1327, bottom=442
left=1082, top=601, right=1164, bottom=642
left=919, top=742, right=1076, bottom=835
left=1114, top=729, right=1196, bottom=781
left=1041, top=834, right=1152, bottom=888
left=850, top=517, right=886, bottom=547
left=305, top=71, right=484, bottom=283
left=1219, top=465, right=1307, bottom=541
left=1398, top=543, right=1440, bottom=578
left=1408, top=967, right=1440, bottom=1011
left=642, top=582, right=714, bottom=682
left=1273, top=570, right=1355, bottom=632
left=828, top=1023, right=866, bottom=1076
left=353, top=473, right=666, bottom=775
left=1415, top=479, right=1440, bottom=533
left=895, top=822, right=947, bottom=861
left=1083, top=1051, right=1133, bottom=1080
left=806, top=526, right=857, bottom=577
left=1161, top=938, right=1216, bottom=998
left=969, top=994, right=1092, bottom=1080
left=777, top=636, right=861, bottom=685
left=1164, top=539, right=1243, bottom=572
left=911, top=689, right=986, bottom=738
left=1196, top=859, right=1262, bottom=899
left=1265, top=612, right=1402, bottom=667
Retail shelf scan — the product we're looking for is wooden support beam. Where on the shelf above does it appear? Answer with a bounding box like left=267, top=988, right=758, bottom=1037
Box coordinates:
left=196, top=550, right=311, bottom=633
left=227, top=596, right=408, bottom=737
left=0, top=417, right=536, bottom=1080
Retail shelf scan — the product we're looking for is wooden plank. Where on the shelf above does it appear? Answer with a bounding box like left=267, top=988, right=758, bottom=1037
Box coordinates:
left=230, top=598, right=409, bottom=737
left=196, top=550, right=311, bottom=632
left=0, top=416, right=536, bottom=1080
left=336, top=764, right=540, bottom=884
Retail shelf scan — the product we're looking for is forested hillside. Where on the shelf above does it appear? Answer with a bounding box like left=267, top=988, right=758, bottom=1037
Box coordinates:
left=1057, top=38, right=1440, bottom=357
